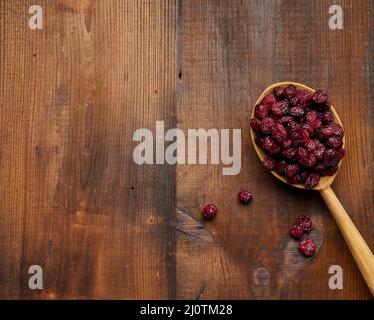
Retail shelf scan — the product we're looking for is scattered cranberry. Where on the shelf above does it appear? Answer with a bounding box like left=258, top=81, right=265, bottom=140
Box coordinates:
left=238, top=189, right=253, bottom=204
left=290, top=225, right=304, bottom=240
left=251, top=85, right=345, bottom=189
left=298, top=237, right=317, bottom=257
left=296, top=216, right=313, bottom=233
left=202, top=204, right=217, bottom=220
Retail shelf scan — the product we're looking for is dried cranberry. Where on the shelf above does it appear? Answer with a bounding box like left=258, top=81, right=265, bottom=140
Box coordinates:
left=317, top=125, right=335, bottom=140
left=278, top=116, right=293, bottom=126
left=285, top=85, right=297, bottom=98
left=290, top=128, right=309, bottom=146
left=305, top=173, right=320, bottom=189
left=304, top=139, right=318, bottom=152
left=262, top=136, right=281, bottom=155
left=299, top=237, right=317, bottom=257
left=276, top=160, right=287, bottom=175
left=297, top=90, right=313, bottom=106
left=202, top=204, right=217, bottom=220
left=282, top=148, right=297, bottom=160
left=312, top=90, right=328, bottom=104
left=285, top=164, right=300, bottom=178
left=289, top=106, right=305, bottom=118
left=287, top=174, right=301, bottom=185
left=323, top=164, right=339, bottom=176
left=255, top=103, right=269, bottom=119
left=301, top=123, right=314, bottom=136
left=238, top=189, right=253, bottom=204
left=286, top=121, right=301, bottom=133
left=314, top=161, right=326, bottom=172
left=290, top=225, right=304, bottom=240
left=296, top=216, right=313, bottom=233
left=331, top=123, right=344, bottom=138
left=272, top=100, right=289, bottom=116
left=250, top=118, right=262, bottom=133
left=270, top=123, right=287, bottom=142
left=297, top=147, right=316, bottom=168
left=281, top=139, right=292, bottom=149
left=313, top=140, right=326, bottom=161
left=323, top=148, right=340, bottom=166
left=262, top=156, right=276, bottom=171
left=260, top=117, right=275, bottom=134
left=262, top=94, right=277, bottom=107
left=326, top=136, right=343, bottom=149
left=288, top=96, right=299, bottom=106
left=320, top=111, right=334, bottom=124
left=273, top=86, right=286, bottom=98
left=305, top=111, right=322, bottom=129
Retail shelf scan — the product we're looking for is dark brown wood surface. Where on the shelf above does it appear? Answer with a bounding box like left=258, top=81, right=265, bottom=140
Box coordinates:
left=0, top=0, right=373, bottom=299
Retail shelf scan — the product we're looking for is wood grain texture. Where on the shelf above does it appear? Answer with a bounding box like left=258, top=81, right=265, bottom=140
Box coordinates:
left=0, top=0, right=373, bottom=299
left=0, top=0, right=177, bottom=299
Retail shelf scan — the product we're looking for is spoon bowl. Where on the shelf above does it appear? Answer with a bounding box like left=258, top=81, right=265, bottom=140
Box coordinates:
left=250, top=81, right=344, bottom=190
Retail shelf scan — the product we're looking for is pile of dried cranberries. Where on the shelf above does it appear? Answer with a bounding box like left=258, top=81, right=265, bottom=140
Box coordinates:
left=250, top=85, right=345, bottom=189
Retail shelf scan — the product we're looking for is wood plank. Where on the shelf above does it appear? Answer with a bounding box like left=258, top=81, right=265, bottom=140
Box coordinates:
left=0, top=0, right=177, bottom=299
left=176, top=0, right=373, bottom=299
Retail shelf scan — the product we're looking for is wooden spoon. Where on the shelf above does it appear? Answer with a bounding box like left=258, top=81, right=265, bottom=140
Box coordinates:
left=250, top=81, right=374, bottom=296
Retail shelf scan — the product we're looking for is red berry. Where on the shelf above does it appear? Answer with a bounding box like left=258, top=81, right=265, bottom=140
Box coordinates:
left=255, top=103, right=269, bottom=119
left=260, top=117, right=275, bottom=134
left=312, top=89, right=328, bottom=104
left=272, top=100, right=289, bottom=116
left=262, top=94, right=277, bottom=107
left=289, top=106, right=305, bottom=118
left=305, top=173, right=320, bottom=189
left=262, top=156, right=276, bottom=171
left=270, top=123, right=288, bottom=142
left=290, top=225, right=304, bottom=240
left=250, top=118, right=262, bottom=133
left=326, top=136, right=343, bottom=149
left=296, top=216, right=313, bottom=233
left=276, top=160, right=287, bottom=175
left=238, top=189, right=253, bottom=204
left=273, top=86, right=286, bottom=98
left=320, top=111, right=334, bottom=124
left=285, top=164, right=300, bottom=178
left=262, top=136, right=281, bottom=155
left=285, top=85, right=297, bottom=98
left=299, top=237, right=317, bottom=257
left=305, top=111, right=322, bottom=129
left=202, top=204, right=217, bottom=220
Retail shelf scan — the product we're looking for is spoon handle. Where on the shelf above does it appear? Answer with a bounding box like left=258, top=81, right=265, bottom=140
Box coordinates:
left=320, top=187, right=374, bottom=296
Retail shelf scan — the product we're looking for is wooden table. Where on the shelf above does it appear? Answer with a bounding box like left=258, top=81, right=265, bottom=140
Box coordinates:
left=0, top=0, right=373, bottom=300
